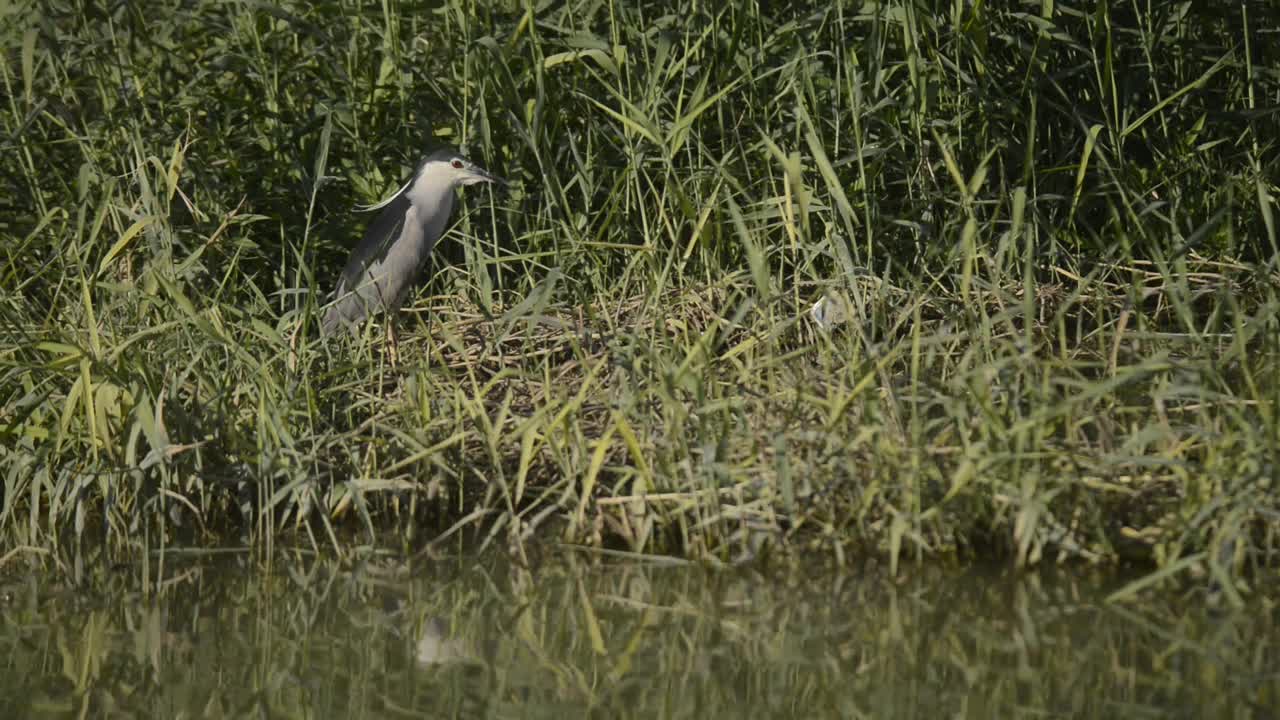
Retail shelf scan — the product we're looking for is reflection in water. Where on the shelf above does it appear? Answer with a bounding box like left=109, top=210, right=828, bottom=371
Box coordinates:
left=414, top=617, right=468, bottom=667
left=1, top=553, right=1276, bottom=718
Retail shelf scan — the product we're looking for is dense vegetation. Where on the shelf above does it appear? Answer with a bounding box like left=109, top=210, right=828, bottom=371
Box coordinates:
left=3, top=1, right=1278, bottom=594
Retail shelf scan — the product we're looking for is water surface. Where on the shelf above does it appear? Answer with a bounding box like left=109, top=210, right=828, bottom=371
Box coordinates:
left=2, top=551, right=1275, bottom=718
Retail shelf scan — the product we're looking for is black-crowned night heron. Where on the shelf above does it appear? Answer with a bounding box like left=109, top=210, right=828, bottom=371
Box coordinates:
left=321, top=147, right=503, bottom=340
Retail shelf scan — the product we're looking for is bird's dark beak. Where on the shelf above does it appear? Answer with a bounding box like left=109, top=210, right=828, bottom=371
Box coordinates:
left=463, top=165, right=506, bottom=188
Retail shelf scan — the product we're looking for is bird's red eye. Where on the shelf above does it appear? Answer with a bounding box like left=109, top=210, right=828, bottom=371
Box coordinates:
left=451, top=159, right=464, bottom=169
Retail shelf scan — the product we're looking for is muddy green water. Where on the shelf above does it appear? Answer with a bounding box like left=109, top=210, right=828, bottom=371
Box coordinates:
left=2, top=552, right=1276, bottom=718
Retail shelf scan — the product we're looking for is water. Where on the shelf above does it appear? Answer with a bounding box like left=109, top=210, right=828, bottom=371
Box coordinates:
left=2, top=551, right=1276, bottom=718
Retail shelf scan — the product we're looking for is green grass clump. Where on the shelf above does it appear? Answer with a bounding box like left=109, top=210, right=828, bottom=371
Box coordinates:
left=2, top=1, right=1279, bottom=589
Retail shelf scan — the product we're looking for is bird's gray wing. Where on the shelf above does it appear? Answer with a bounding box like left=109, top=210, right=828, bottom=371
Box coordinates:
left=322, top=192, right=412, bottom=335
left=334, top=192, right=411, bottom=295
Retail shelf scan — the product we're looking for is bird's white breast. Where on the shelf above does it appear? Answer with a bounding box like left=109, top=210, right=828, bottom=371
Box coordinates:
left=406, top=169, right=456, bottom=256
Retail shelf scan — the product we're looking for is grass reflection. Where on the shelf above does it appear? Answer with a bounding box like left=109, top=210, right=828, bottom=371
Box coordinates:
left=2, top=554, right=1276, bottom=718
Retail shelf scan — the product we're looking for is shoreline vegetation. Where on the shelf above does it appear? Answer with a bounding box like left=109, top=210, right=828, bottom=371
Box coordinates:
left=2, top=2, right=1278, bottom=596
